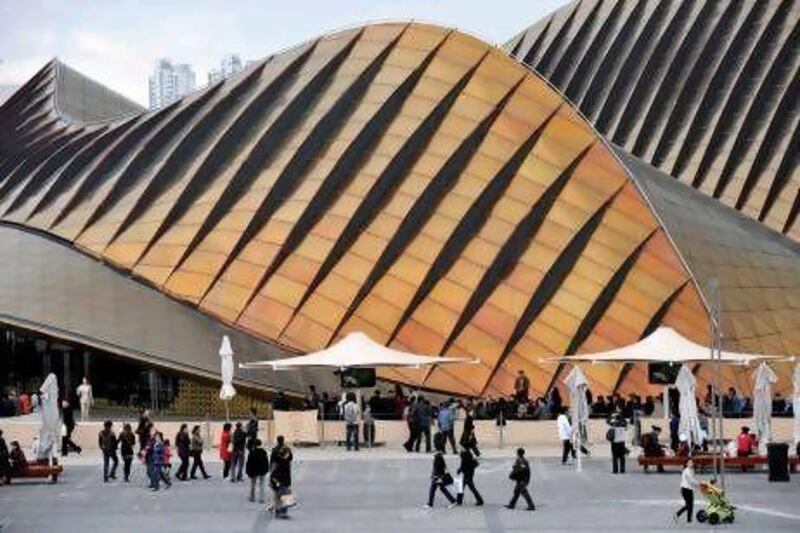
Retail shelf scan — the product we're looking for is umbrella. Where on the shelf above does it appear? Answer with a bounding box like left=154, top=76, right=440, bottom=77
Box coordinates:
left=753, top=362, right=777, bottom=455
left=37, top=373, right=60, bottom=461
left=675, top=364, right=701, bottom=448
left=564, top=365, right=589, bottom=467
left=793, top=364, right=799, bottom=450
left=219, top=335, right=237, bottom=401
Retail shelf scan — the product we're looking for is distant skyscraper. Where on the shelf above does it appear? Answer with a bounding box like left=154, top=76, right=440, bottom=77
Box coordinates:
left=148, top=59, right=196, bottom=109
left=207, top=54, right=244, bottom=85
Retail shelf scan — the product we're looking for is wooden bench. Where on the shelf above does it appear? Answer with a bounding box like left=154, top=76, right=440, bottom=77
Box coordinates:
left=638, top=454, right=799, bottom=473
left=5, top=461, right=63, bottom=484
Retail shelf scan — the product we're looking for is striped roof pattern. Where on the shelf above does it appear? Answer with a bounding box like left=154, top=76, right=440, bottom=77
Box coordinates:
left=0, top=23, right=796, bottom=397
left=506, top=0, right=800, bottom=241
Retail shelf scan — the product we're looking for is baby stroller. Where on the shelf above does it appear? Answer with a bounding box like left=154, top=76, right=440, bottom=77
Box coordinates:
left=696, top=481, right=735, bottom=525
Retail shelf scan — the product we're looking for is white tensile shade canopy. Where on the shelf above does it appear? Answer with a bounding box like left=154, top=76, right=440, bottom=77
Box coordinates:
left=675, top=364, right=701, bottom=447
left=793, top=364, right=800, bottom=450
left=545, top=327, right=778, bottom=364
left=37, top=373, right=60, bottom=460
left=239, top=332, right=476, bottom=370
left=219, top=335, right=237, bottom=401
left=564, top=365, right=590, bottom=455
left=753, top=362, right=778, bottom=455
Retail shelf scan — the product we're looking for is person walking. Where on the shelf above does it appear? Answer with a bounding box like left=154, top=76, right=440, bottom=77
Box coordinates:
left=231, top=422, right=247, bottom=482
left=270, top=435, right=294, bottom=519
left=607, top=409, right=628, bottom=474
left=343, top=392, right=361, bottom=451
left=675, top=459, right=701, bottom=524
left=98, top=420, right=118, bottom=482
left=246, top=439, right=269, bottom=503
left=149, top=432, right=171, bottom=491
left=246, top=407, right=259, bottom=452
left=175, top=423, right=191, bottom=481
left=119, top=423, right=136, bottom=482
left=460, top=405, right=480, bottom=457
left=437, top=400, right=458, bottom=455
left=456, top=444, right=483, bottom=506
left=506, top=447, right=535, bottom=510
left=135, top=408, right=153, bottom=452
left=190, top=425, right=211, bottom=480
left=403, top=396, right=419, bottom=452
left=220, top=422, right=232, bottom=479
left=556, top=408, right=575, bottom=465
left=60, top=398, right=82, bottom=456
left=425, top=446, right=456, bottom=508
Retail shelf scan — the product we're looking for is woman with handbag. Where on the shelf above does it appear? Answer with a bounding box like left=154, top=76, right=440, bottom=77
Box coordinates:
left=456, top=444, right=483, bottom=506
left=425, top=446, right=456, bottom=508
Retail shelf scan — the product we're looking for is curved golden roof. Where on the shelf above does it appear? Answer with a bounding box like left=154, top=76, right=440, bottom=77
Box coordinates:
left=1, top=22, right=797, bottom=397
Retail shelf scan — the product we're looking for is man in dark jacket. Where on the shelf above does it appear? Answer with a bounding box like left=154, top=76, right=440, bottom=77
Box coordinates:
left=174, top=423, right=191, bottom=481
left=246, top=408, right=259, bottom=451
left=246, top=439, right=269, bottom=503
left=98, top=420, right=118, bottom=482
left=426, top=448, right=456, bottom=507
left=414, top=397, right=432, bottom=453
left=0, top=429, right=10, bottom=484
left=506, top=447, right=535, bottom=510
left=231, top=422, right=247, bottom=482
left=270, top=436, right=293, bottom=518
left=456, top=445, right=483, bottom=506
left=135, top=408, right=152, bottom=452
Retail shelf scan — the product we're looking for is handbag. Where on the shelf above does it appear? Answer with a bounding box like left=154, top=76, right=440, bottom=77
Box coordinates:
left=441, top=472, right=454, bottom=486
left=605, top=428, right=615, bottom=442
left=453, top=475, right=464, bottom=494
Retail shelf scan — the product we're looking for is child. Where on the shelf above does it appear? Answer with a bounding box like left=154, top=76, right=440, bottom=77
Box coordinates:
left=161, top=438, right=173, bottom=486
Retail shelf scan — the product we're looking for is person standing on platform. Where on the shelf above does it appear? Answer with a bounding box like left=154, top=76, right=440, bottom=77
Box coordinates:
left=246, top=439, right=269, bottom=503
left=675, top=459, right=701, bottom=524
left=456, top=444, right=483, bottom=506
left=514, top=370, right=530, bottom=403
left=98, top=420, right=118, bottom=482
left=220, top=422, right=232, bottom=479
left=607, top=409, right=628, bottom=474
left=119, top=423, right=136, bottom=482
left=425, top=445, right=456, bottom=508
left=76, top=377, right=93, bottom=422
left=506, top=447, right=535, bottom=511
left=270, top=435, right=294, bottom=519
left=175, top=423, right=190, bottom=481
left=556, top=408, right=575, bottom=465
left=190, top=425, right=210, bottom=480
left=246, top=408, right=259, bottom=452
left=403, top=396, right=419, bottom=452
left=460, top=404, right=480, bottom=457
left=343, top=392, right=361, bottom=452
left=231, top=421, right=247, bottom=482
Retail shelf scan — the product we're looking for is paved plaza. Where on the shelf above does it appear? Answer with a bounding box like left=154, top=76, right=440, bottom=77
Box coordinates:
left=1, top=448, right=799, bottom=532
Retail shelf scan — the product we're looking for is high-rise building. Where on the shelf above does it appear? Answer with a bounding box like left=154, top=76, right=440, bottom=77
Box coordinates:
left=208, top=54, right=244, bottom=85
left=148, top=58, right=196, bottom=109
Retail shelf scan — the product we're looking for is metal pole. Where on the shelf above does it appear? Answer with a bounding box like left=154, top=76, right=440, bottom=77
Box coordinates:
left=708, top=278, right=725, bottom=489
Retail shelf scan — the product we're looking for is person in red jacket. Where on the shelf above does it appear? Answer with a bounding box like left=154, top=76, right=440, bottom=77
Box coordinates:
left=220, top=422, right=232, bottom=479
left=737, top=426, right=754, bottom=472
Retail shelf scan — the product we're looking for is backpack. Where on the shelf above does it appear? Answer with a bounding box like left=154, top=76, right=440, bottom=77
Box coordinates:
left=606, top=428, right=615, bottom=442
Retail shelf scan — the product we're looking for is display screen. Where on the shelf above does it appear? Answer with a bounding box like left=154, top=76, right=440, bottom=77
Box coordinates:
left=339, top=367, right=376, bottom=388
left=648, top=363, right=681, bottom=385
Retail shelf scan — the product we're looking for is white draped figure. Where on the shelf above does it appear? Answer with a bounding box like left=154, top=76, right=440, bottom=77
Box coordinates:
left=37, top=373, right=60, bottom=461
left=564, top=365, right=590, bottom=460
left=676, top=364, right=701, bottom=448
left=793, top=363, right=800, bottom=451
left=219, top=335, right=237, bottom=401
left=753, top=362, right=777, bottom=455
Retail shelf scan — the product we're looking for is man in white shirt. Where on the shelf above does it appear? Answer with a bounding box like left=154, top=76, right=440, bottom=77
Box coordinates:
left=556, top=409, right=575, bottom=465
left=76, top=377, right=93, bottom=422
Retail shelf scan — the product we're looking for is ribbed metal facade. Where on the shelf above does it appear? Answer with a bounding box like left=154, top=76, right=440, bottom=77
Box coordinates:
left=507, top=0, right=800, bottom=240
left=1, top=22, right=797, bottom=397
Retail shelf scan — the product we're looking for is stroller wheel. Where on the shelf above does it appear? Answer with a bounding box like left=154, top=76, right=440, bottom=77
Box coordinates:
left=708, top=513, right=720, bottom=525
left=696, top=510, right=707, bottom=523
left=725, top=514, right=734, bottom=524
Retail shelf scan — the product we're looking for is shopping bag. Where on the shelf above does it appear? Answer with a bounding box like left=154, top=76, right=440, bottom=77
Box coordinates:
left=278, top=487, right=298, bottom=509
left=453, top=474, right=464, bottom=495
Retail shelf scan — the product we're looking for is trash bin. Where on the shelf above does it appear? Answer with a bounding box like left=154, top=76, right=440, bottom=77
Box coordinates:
left=767, top=442, right=790, bottom=482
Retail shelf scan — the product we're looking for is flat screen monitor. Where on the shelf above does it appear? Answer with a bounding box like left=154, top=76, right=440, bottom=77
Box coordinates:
left=339, top=367, right=376, bottom=389
left=648, top=362, right=680, bottom=385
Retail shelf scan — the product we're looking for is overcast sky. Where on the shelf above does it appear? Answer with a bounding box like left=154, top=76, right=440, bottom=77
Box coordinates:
left=0, top=0, right=570, bottom=106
